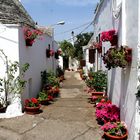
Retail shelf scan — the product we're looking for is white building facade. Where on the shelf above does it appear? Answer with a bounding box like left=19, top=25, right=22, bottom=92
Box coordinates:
left=0, top=0, right=59, bottom=117
left=93, top=0, right=140, bottom=139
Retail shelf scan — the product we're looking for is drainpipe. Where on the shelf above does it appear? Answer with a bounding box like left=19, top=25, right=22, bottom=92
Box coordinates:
left=122, top=0, right=126, bottom=45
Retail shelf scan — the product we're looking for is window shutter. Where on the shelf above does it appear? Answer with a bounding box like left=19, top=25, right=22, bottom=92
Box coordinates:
left=80, top=59, right=86, bottom=67
left=89, top=49, right=95, bottom=63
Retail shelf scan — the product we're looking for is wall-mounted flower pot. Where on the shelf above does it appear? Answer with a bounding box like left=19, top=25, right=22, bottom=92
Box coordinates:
left=25, top=39, right=34, bottom=46
left=46, top=49, right=50, bottom=58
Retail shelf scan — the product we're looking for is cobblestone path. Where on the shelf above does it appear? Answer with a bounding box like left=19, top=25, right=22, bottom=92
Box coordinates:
left=0, top=71, right=102, bottom=140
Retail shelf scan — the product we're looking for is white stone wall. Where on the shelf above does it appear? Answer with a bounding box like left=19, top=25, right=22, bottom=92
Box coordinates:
left=82, top=46, right=94, bottom=75
left=0, top=24, right=19, bottom=100
left=19, top=27, right=57, bottom=100
left=93, top=0, right=139, bottom=139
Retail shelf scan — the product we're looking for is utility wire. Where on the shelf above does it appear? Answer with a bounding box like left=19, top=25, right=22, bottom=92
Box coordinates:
left=65, top=20, right=93, bottom=42
left=55, top=21, right=92, bottom=36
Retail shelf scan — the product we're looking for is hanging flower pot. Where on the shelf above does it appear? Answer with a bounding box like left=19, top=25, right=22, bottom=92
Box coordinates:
left=24, top=27, right=43, bottom=47
left=46, top=49, right=50, bottom=58
left=25, top=39, right=35, bottom=46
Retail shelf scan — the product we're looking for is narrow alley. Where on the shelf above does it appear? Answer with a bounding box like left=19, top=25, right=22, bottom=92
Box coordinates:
left=0, top=71, right=102, bottom=140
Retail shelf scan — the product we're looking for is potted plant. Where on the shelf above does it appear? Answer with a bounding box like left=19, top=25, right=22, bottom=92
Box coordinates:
left=38, top=91, right=51, bottom=105
left=24, top=98, right=41, bottom=114
left=85, top=70, right=107, bottom=97
left=91, top=96, right=109, bottom=105
left=24, top=27, right=43, bottom=46
left=101, top=121, right=128, bottom=140
left=96, top=102, right=120, bottom=125
left=102, top=46, right=132, bottom=70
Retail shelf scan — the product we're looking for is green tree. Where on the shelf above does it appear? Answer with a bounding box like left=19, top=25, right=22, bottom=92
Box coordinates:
left=74, top=32, right=93, bottom=61
left=59, top=40, right=75, bottom=58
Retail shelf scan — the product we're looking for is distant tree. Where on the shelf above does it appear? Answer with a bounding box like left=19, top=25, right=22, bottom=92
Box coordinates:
left=59, top=40, right=75, bottom=58
left=73, top=32, right=93, bottom=61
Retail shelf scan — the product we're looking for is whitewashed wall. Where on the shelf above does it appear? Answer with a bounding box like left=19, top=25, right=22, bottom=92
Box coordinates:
left=19, top=26, right=58, bottom=100
left=82, top=46, right=94, bottom=75
left=53, top=41, right=59, bottom=73
left=0, top=24, right=19, bottom=101
left=93, top=0, right=139, bottom=139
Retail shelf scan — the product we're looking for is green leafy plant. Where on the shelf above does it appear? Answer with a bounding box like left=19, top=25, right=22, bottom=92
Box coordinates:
left=85, top=70, right=107, bottom=92
left=41, top=71, right=59, bottom=89
left=56, top=66, right=64, bottom=77
left=38, top=91, right=48, bottom=101
left=0, top=49, right=29, bottom=107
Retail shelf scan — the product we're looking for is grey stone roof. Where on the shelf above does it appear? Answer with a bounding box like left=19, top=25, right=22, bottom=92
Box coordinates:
left=0, top=0, right=35, bottom=27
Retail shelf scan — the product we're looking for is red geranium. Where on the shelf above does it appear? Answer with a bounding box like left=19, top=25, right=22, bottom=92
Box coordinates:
left=24, top=27, right=43, bottom=40
left=31, top=98, right=38, bottom=103
left=25, top=98, right=40, bottom=107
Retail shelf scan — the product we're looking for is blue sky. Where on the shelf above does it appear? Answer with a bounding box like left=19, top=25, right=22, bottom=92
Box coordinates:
left=21, top=0, right=99, bottom=41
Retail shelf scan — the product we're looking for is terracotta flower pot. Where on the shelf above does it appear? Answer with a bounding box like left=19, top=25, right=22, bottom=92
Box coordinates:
left=91, top=91, right=105, bottom=97
left=104, top=130, right=128, bottom=140
left=0, top=106, right=7, bottom=113
left=24, top=105, right=41, bottom=115
left=40, top=100, right=50, bottom=105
